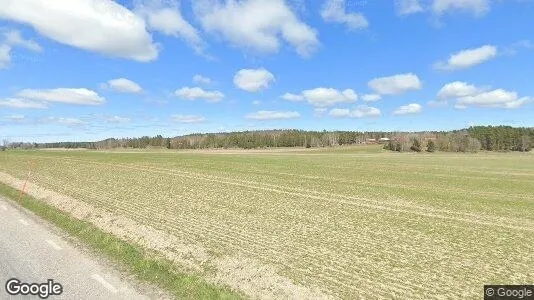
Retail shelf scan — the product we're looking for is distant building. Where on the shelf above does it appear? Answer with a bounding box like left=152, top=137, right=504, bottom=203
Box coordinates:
left=379, top=138, right=391, bottom=144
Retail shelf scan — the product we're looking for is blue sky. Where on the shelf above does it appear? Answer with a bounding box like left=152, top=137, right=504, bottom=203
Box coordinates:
left=1, top=0, right=533, bottom=143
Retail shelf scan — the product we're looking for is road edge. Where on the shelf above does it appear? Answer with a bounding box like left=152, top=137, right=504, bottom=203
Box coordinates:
left=0, top=182, right=243, bottom=300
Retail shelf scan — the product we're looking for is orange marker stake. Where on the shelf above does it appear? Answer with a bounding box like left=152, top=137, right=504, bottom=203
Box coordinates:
left=18, top=160, right=35, bottom=201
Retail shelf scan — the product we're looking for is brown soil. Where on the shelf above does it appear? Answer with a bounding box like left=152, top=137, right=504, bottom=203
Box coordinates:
left=0, top=171, right=332, bottom=300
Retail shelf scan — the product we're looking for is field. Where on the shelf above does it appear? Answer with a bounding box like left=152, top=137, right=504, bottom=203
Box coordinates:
left=1, top=147, right=533, bottom=299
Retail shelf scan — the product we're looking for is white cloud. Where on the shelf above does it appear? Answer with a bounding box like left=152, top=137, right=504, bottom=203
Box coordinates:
left=393, top=103, right=423, bottom=115
left=4, top=114, right=25, bottom=121
left=436, top=81, right=530, bottom=109
left=301, top=88, right=357, bottom=107
left=504, top=40, right=534, bottom=55
left=362, top=94, right=382, bottom=102
left=3, top=29, right=42, bottom=52
left=455, top=89, right=530, bottom=109
left=281, top=92, right=305, bottom=102
left=434, top=45, right=497, bottom=71
left=437, top=81, right=483, bottom=99
left=0, top=30, right=42, bottom=69
left=16, top=88, right=106, bottom=105
left=102, top=78, right=143, bottom=93
left=171, top=114, right=207, bottom=123
left=432, top=0, right=490, bottom=16
left=252, top=100, right=262, bottom=105
left=0, top=44, right=12, bottom=68
left=0, top=0, right=158, bottom=61
left=193, top=0, right=319, bottom=57
left=395, top=0, right=424, bottom=15
left=329, top=105, right=381, bottom=118
left=135, top=0, right=205, bottom=53
left=314, top=107, right=328, bottom=117
left=105, top=115, right=130, bottom=123
left=368, top=73, right=422, bottom=95
left=511, top=39, right=534, bottom=50
left=193, top=74, right=212, bottom=85
left=427, top=99, right=449, bottom=108
left=321, top=0, right=369, bottom=30
left=233, top=68, right=275, bottom=92
left=328, top=108, right=350, bottom=117
left=245, top=110, right=300, bottom=120
left=174, top=87, right=224, bottom=102
left=46, top=117, right=86, bottom=126
left=0, top=98, right=48, bottom=109
left=398, top=0, right=496, bottom=18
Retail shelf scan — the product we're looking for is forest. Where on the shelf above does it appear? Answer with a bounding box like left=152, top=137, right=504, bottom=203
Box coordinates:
left=3, top=126, right=533, bottom=153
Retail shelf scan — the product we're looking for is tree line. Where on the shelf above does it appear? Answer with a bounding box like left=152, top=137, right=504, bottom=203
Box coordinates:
left=384, top=126, right=532, bottom=153
left=3, top=126, right=533, bottom=153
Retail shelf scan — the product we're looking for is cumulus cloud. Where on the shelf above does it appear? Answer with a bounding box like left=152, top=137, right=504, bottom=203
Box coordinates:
left=314, top=107, right=328, bottom=117
left=436, top=81, right=530, bottom=109
left=0, top=0, right=158, bottom=61
left=329, top=105, right=381, bottom=118
left=135, top=0, right=205, bottom=53
left=321, top=0, right=369, bottom=30
left=455, top=89, right=530, bottom=109
left=0, top=44, right=10, bottom=68
left=328, top=108, right=350, bottom=117
left=16, top=88, right=106, bottom=105
left=171, top=114, right=207, bottom=123
left=174, top=87, right=224, bottom=102
left=362, top=94, right=382, bottom=102
left=281, top=92, right=305, bottom=102
left=398, top=0, right=494, bottom=18
left=398, top=0, right=532, bottom=20
left=0, top=98, right=48, bottom=109
left=283, top=88, right=358, bottom=107
left=4, top=114, right=25, bottom=121
left=395, top=0, right=424, bottom=15
left=301, top=88, right=357, bottom=107
left=434, top=45, right=497, bottom=71
left=2, top=29, right=42, bottom=52
left=0, top=29, right=43, bottom=69
left=193, top=74, right=212, bottom=85
left=437, top=81, right=484, bottom=99
left=102, top=78, right=143, bottom=93
left=245, top=110, right=300, bottom=120
left=192, top=0, right=319, bottom=57
left=105, top=115, right=131, bottom=123
left=503, top=40, right=534, bottom=56
left=45, top=117, right=86, bottom=126
left=432, top=0, right=490, bottom=16
left=393, top=103, right=423, bottom=115
left=233, top=68, right=275, bottom=92
left=368, top=73, right=422, bottom=95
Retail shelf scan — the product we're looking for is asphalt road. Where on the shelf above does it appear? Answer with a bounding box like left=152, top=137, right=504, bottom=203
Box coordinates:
left=0, top=196, right=152, bottom=300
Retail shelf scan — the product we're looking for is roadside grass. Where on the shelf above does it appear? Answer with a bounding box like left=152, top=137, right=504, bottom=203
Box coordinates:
left=0, top=182, right=242, bottom=300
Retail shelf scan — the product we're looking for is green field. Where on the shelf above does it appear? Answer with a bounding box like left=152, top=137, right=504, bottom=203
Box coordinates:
left=1, top=148, right=533, bottom=299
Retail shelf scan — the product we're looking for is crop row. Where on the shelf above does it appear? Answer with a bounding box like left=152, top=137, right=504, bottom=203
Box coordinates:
left=0, top=151, right=533, bottom=298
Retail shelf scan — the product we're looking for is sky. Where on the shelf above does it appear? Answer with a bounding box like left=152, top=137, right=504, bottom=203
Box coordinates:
left=0, top=0, right=533, bottom=143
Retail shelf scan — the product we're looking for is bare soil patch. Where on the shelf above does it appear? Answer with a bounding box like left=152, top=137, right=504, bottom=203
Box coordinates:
left=0, top=171, right=331, bottom=300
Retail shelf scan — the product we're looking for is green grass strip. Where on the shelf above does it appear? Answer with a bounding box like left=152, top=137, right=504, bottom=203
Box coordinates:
left=0, top=182, right=242, bottom=300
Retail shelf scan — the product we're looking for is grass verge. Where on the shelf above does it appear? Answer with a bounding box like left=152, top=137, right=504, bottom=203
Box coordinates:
left=0, top=182, right=242, bottom=300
